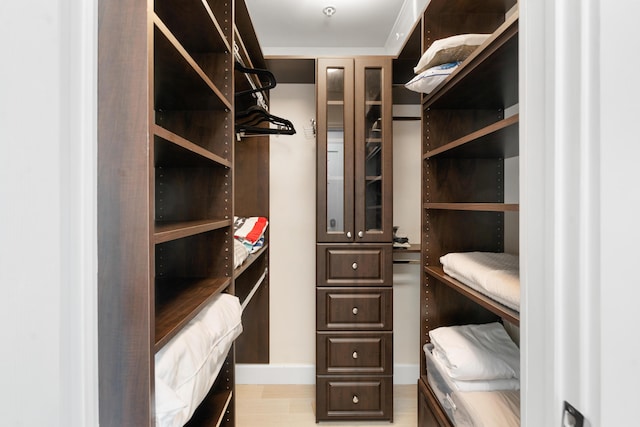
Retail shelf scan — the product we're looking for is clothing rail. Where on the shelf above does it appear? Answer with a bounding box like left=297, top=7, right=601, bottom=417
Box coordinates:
left=233, top=42, right=268, bottom=110
left=241, top=267, right=268, bottom=312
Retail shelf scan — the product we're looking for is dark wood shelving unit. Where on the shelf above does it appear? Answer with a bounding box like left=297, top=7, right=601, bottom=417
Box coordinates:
left=417, top=1, right=520, bottom=426
left=98, top=0, right=242, bottom=425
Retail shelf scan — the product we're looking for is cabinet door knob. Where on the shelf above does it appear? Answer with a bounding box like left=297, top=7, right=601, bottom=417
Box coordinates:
left=352, top=307, right=359, bottom=315
left=352, top=262, right=358, bottom=270
left=358, top=230, right=364, bottom=238
left=352, top=395, right=359, bottom=404
left=346, top=231, right=352, bottom=238
left=352, top=351, right=358, bottom=359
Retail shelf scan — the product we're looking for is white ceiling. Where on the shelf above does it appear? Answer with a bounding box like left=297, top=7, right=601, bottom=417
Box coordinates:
left=244, top=0, right=429, bottom=57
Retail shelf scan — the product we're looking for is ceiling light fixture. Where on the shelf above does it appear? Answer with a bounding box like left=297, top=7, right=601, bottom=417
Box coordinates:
left=322, top=6, right=336, bottom=17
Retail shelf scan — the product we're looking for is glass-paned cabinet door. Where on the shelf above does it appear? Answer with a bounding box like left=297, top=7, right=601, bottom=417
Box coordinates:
left=354, top=58, right=392, bottom=242
left=317, top=58, right=354, bottom=243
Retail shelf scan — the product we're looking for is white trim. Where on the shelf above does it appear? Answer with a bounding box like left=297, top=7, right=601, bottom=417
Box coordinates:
left=236, top=364, right=419, bottom=385
left=59, top=0, right=99, bottom=425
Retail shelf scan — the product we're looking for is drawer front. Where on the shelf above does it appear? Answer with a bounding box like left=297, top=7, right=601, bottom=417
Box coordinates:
left=317, top=288, right=392, bottom=331
left=316, top=332, right=393, bottom=375
left=316, top=376, right=393, bottom=421
left=317, top=244, right=392, bottom=287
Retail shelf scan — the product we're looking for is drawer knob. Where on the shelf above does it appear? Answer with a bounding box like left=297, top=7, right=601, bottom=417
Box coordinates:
left=352, top=351, right=358, bottom=359
left=358, top=230, right=364, bottom=238
left=352, top=262, right=358, bottom=270
left=346, top=231, right=352, bottom=238
left=352, top=307, right=359, bottom=315
left=352, top=395, right=359, bottom=404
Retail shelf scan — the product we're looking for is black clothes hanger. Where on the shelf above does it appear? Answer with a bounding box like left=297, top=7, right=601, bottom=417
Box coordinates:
left=234, top=62, right=277, bottom=97
left=235, top=105, right=296, bottom=136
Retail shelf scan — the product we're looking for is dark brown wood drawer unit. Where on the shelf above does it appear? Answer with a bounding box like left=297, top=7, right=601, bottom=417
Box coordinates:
left=317, top=287, right=392, bottom=331
left=316, top=57, right=393, bottom=422
left=316, top=376, right=393, bottom=421
left=316, top=332, right=393, bottom=375
left=317, top=244, right=393, bottom=287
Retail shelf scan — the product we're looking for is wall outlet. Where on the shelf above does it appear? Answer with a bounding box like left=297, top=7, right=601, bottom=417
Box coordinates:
left=562, top=401, right=584, bottom=427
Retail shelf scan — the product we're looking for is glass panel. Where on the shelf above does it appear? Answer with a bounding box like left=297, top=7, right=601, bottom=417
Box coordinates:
left=364, top=68, right=382, bottom=232
left=326, top=68, right=345, bottom=233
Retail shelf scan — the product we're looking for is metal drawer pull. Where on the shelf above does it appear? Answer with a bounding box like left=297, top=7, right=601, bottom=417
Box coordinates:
left=352, top=351, right=358, bottom=359
left=352, top=307, right=358, bottom=315
left=358, top=230, right=364, bottom=238
left=352, top=395, right=359, bottom=404
left=346, top=231, right=352, bottom=238
left=352, top=262, right=358, bottom=270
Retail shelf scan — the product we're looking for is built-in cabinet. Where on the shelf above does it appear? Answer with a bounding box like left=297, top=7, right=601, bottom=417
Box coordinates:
left=316, top=57, right=394, bottom=422
left=417, top=1, right=519, bottom=425
left=98, top=0, right=267, bottom=425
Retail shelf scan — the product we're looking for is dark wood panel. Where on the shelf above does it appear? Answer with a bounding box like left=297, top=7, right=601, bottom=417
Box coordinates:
left=154, top=22, right=230, bottom=111
left=235, top=275, right=270, bottom=363
left=155, top=165, right=231, bottom=222
left=316, top=376, right=393, bottom=422
left=425, top=266, right=519, bottom=325
left=317, top=287, right=393, bottom=331
left=97, top=0, right=152, bottom=424
left=426, top=114, right=519, bottom=159
left=154, top=0, right=230, bottom=56
left=317, top=244, right=393, bottom=287
left=423, top=109, right=505, bottom=152
left=154, top=127, right=231, bottom=168
left=317, top=332, right=393, bottom=375
left=424, top=157, right=505, bottom=203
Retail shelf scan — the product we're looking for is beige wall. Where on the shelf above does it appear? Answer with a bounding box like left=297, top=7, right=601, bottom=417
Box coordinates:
left=239, top=84, right=422, bottom=383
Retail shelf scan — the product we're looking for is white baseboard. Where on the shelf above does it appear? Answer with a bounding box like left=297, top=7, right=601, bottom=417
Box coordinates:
left=236, top=363, right=419, bottom=385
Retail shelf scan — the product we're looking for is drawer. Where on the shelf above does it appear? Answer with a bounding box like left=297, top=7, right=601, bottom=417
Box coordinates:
left=316, top=332, right=393, bottom=375
left=317, top=244, right=392, bottom=287
left=316, top=376, right=393, bottom=421
left=317, top=288, right=392, bottom=331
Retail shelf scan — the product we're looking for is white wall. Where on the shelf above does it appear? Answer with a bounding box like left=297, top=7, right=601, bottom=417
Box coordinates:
left=521, top=0, right=640, bottom=426
left=0, top=1, right=98, bottom=425
left=392, top=109, right=422, bottom=373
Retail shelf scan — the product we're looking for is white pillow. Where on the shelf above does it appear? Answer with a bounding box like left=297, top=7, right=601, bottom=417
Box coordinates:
left=413, top=34, right=490, bottom=74
left=405, top=62, right=460, bottom=94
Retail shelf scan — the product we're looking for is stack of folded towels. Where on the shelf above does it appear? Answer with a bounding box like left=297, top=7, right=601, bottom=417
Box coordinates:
left=425, top=322, right=521, bottom=426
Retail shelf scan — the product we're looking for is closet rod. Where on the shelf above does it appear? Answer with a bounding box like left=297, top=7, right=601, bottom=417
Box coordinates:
left=233, top=42, right=268, bottom=110
left=241, top=268, right=268, bottom=311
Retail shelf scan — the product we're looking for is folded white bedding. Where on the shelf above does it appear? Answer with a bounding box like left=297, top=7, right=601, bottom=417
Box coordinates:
left=429, top=322, right=520, bottom=381
left=425, top=344, right=519, bottom=392
left=440, top=252, right=520, bottom=311
left=155, top=293, right=243, bottom=427
left=451, top=390, right=520, bottom=427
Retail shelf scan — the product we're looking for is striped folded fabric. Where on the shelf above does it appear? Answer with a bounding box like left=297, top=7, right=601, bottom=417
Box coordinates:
left=234, top=216, right=268, bottom=245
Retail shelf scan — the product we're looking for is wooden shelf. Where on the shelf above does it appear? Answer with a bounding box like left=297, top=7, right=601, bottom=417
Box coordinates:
left=185, top=389, right=233, bottom=427
left=424, top=202, right=519, bottom=212
left=425, top=114, right=519, bottom=159
left=154, top=0, right=231, bottom=58
left=423, top=11, right=519, bottom=110
left=425, top=266, right=519, bottom=325
left=154, top=125, right=232, bottom=168
left=154, top=218, right=232, bottom=244
left=155, top=277, right=232, bottom=351
left=154, top=17, right=231, bottom=111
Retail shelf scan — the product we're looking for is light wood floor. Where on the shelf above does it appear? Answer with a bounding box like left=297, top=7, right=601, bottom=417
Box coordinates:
left=236, top=384, right=417, bottom=427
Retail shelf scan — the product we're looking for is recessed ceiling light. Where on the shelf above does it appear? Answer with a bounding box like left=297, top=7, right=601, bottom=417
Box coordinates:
left=322, top=6, right=336, bottom=17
